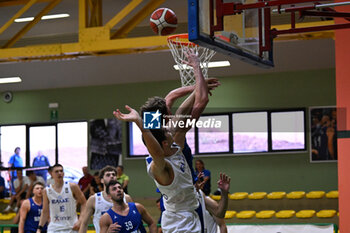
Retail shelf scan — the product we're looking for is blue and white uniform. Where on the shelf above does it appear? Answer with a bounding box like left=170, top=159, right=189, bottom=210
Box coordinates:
left=93, top=191, right=128, bottom=233
left=24, top=198, right=47, bottom=233
left=46, top=182, right=78, bottom=233
left=93, top=192, right=113, bottom=233
left=146, top=144, right=201, bottom=233
left=106, top=202, right=146, bottom=233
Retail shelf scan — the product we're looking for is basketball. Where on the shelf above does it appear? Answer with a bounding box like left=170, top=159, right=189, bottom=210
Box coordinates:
left=150, top=8, right=177, bottom=36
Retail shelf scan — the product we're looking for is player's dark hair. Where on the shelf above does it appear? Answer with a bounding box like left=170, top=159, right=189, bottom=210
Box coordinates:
left=117, top=165, right=124, bottom=171
left=106, top=179, right=122, bottom=195
left=140, top=96, right=168, bottom=117
left=14, top=147, right=20, bottom=153
left=99, top=165, right=117, bottom=179
left=142, top=128, right=168, bottom=148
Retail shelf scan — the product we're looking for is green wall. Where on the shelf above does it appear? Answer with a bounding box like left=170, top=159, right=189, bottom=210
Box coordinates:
left=0, top=68, right=337, bottom=197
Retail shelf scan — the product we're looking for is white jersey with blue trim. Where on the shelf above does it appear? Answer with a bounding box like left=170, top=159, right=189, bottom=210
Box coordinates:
left=146, top=144, right=199, bottom=212
left=46, top=182, right=78, bottom=232
left=198, top=190, right=218, bottom=233
left=93, top=192, right=113, bottom=233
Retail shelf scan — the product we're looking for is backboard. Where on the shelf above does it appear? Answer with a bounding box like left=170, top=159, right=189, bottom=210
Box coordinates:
left=188, top=0, right=274, bottom=68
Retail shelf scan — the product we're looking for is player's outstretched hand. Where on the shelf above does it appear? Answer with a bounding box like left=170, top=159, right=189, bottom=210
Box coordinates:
left=107, top=222, right=121, bottom=232
left=206, top=77, right=221, bottom=96
left=183, top=48, right=200, bottom=69
left=194, top=172, right=205, bottom=191
left=113, top=105, right=140, bottom=123
left=217, top=173, right=230, bottom=194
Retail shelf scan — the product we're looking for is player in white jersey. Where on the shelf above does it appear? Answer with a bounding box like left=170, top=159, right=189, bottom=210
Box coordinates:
left=37, top=164, right=86, bottom=233
left=114, top=49, right=217, bottom=233
left=79, top=165, right=133, bottom=233
left=196, top=173, right=230, bottom=233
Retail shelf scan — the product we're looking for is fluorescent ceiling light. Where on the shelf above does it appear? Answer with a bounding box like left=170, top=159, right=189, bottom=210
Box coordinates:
left=0, top=77, right=22, bottom=84
left=15, top=14, right=69, bottom=23
left=173, top=61, right=231, bottom=70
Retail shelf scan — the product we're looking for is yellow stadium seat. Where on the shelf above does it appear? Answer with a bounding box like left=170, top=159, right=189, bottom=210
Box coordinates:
left=224, top=210, right=236, bottom=219
left=275, top=210, right=296, bottom=219
left=0, top=199, right=10, bottom=204
left=317, top=210, right=337, bottom=218
left=236, top=210, right=256, bottom=219
left=306, top=191, right=325, bottom=199
left=209, top=194, right=221, bottom=201
left=286, top=191, right=305, bottom=199
left=296, top=210, right=316, bottom=218
left=229, top=192, right=248, bottom=200
left=248, top=192, right=267, bottom=200
left=326, top=190, right=339, bottom=199
left=267, top=192, right=286, bottom=199
left=256, top=210, right=276, bottom=219
left=0, top=213, right=16, bottom=220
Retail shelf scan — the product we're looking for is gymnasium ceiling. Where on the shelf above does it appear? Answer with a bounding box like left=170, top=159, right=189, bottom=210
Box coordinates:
left=0, top=0, right=336, bottom=92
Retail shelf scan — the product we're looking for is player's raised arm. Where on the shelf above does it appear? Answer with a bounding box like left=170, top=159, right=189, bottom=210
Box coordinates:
left=205, top=173, right=231, bottom=218
left=183, top=48, right=209, bottom=120
left=113, top=106, right=166, bottom=169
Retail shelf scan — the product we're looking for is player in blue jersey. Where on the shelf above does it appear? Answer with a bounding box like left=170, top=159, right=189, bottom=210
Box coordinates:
left=79, top=166, right=133, bottom=233
left=99, top=180, right=156, bottom=233
left=18, top=181, right=47, bottom=233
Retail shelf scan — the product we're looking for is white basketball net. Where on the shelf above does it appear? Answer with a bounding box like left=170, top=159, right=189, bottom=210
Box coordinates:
left=167, top=34, right=216, bottom=87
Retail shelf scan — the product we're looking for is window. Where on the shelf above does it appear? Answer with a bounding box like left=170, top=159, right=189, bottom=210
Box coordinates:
left=127, top=109, right=306, bottom=157
left=197, top=115, right=230, bottom=154
left=128, top=122, right=148, bottom=156
left=0, top=125, right=26, bottom=167
left=232, top=112, right=268, bottom=153
left=29, top=125, right=56, bottom=167
left=58, top=122, right=88, bottom=169
left=271, top=111, right=305, bottom=150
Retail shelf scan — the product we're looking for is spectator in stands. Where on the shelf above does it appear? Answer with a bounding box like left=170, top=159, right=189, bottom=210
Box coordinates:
left=46, top=166, right=54, bottom=187
left=89, top=171, right=103, bottom=196
left=116, top=165, right=129, bottom=194
left=194, top=159, right=211, bottom=196
left=8, top=147, right=23, bottom=194
left=4, top=169, right=30, bottom=213
left=25, top=171, right=45, bottom=198
left=0, top=173, right=6, bottom=199
left=78, top=166, right=93, bottom=199
left=32, top=151, right=50, bottom=182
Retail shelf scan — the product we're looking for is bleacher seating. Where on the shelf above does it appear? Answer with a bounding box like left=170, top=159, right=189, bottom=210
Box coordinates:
left=221, top=190, right=338, bottom=224
left=236, top=210, right=256, bottom=219
left=229, top=192, right=248, bottom=200
left=267, top=192, right=286, bottom=200
left=256, top=210, right=275, bottom=219
left=306, top=191, right=325, bottom=199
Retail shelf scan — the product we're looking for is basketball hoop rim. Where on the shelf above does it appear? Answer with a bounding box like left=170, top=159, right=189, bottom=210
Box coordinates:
left=167, top=33, right=197, bottom=47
